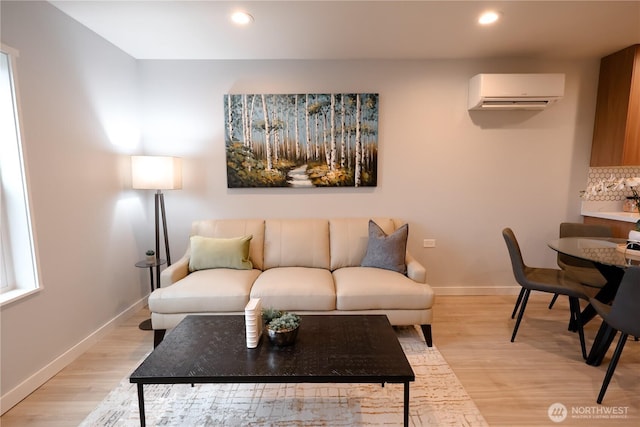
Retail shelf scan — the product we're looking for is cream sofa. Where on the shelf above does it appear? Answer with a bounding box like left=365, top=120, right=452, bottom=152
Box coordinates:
left=149, top=217, right=435, bottom=347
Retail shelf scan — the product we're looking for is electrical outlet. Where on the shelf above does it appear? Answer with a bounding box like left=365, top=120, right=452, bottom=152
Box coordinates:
left=423, top=239, right=436, bottom=248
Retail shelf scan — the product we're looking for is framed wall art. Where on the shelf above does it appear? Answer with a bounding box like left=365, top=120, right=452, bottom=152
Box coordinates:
left=224, top=93, right=378, bottom=188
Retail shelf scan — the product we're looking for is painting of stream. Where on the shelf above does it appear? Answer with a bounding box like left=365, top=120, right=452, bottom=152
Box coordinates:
left=224, top=93, right=378, bottom=188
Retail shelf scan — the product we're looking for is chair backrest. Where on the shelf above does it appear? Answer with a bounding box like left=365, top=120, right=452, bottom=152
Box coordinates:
left=606, top=266, right=640, bottom=337
left=502, top=228, right=529, bottom=287
left=558, top=222, right=612, bottom=268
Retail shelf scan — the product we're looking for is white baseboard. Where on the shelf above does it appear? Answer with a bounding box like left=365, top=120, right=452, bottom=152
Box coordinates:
left=432, top=285, right=521, bottom=296
left=0, top=298, right=147, bottom=415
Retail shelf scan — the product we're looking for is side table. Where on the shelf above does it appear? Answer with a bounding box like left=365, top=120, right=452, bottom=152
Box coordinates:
left=135, top=258, right=167, bottom=331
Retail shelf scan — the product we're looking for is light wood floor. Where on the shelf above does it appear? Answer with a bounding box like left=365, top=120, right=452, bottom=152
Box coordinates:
left=2, top=294, right=639, bottom=426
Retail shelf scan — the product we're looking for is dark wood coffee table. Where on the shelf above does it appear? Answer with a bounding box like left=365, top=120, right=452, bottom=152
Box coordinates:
left=129, top=314, right=415, bottom=426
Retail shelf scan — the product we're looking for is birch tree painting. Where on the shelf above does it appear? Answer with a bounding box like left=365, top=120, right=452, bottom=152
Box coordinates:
left=225, top=93, right=378, bottom=188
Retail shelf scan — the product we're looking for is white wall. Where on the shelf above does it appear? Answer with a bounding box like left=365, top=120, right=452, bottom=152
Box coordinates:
left=0, top=1, right=149, bottom=412
left=0, top=0, right=600, bottom=413
left=139, top=58, right=599, bottom=293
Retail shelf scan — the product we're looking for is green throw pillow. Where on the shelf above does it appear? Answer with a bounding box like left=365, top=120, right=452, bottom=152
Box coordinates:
left=360, top=220, right=407, bottom=274
left=189, top=235, right=253, bottom=271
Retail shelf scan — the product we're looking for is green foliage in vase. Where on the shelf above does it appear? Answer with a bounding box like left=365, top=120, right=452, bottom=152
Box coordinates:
left=262, top=307, right=283, bottom=324
left=267, top=312, right=301, bottom=332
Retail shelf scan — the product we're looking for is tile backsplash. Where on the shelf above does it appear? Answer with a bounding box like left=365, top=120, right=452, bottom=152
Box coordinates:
left=585, top=166, right=640, bottom=201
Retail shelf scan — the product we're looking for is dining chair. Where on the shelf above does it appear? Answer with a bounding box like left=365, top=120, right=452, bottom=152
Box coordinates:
left=547, top=222, right=612, bottom=309
left=502, top=228, right=596, bottom=359
left=589, top=266, right=640, bottom=404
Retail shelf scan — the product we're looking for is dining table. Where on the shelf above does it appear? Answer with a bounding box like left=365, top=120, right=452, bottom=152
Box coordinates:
left=547, top=236, right=640, bottom=365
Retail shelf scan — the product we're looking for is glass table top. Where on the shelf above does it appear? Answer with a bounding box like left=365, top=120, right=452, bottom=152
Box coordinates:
left=548, top=237, right=640, bottom=268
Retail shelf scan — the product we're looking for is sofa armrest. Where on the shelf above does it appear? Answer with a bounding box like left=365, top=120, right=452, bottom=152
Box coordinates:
left=406, top=252, right=426, bottom=283
left=160, top=254, right=190, bottom=287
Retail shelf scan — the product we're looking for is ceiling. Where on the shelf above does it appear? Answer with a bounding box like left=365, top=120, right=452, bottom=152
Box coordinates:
left=49, top=0, right=640, bottom=61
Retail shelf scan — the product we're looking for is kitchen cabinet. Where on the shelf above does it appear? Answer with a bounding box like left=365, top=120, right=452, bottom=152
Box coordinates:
left=590, top=44, right=640, bottom=166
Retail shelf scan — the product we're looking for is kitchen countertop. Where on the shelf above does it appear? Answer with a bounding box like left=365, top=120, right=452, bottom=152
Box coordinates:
left=581, top=201, right=640, bottom=223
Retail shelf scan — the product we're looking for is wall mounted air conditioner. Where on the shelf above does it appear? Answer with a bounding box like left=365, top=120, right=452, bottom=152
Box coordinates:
left=468, top=73, right=565, bottom=110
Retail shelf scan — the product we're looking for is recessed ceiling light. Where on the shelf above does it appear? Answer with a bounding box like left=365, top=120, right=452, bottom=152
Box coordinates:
left=231, top=11, right=254, bottom=26
left=478, top=11, right=500, bottom=25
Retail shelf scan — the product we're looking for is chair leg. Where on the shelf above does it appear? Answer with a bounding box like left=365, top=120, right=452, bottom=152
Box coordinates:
left=548, top=293, right=559, bottom=309
left=597, top=333, right=628, bottom=404
left=511, top=289, right=531, bottom=342
left=511, top=288, right=526, bottom=319
left=569, top=297, right=587, bottom=359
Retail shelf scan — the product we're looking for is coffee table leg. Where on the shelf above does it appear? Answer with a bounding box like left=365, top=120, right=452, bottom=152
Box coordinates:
left=404, top=382, right=410, bottom=426
left=136, top=383, right=146, bottom=427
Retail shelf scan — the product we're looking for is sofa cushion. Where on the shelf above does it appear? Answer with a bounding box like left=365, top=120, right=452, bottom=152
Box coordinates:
left=329, top=218, right=396, bottom=270
left=263, top=219, right=330, bottom=269
left=250, top=267, right=336, bottom=310
left=188, top=235, right=253, bottom=271
left=190, top=219, right=265, bottom=270
left=333, top=267, right=434, bottom=310
left=149, top=268, right=261, bottom=313
left=360, top=220, right=408, bottom=274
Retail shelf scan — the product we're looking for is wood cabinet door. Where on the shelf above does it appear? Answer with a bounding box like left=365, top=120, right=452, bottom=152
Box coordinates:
left=590, top=45, right=640, bottom=166
left=622, top=48, right=640, bottom=165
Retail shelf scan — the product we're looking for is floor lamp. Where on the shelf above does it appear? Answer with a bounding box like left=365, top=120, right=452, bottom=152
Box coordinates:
left=132, top=156, right=182, bottom=287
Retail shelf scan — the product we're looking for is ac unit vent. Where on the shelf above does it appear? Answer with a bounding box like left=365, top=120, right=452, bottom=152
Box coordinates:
left=468, top=74, right=565, bottom=110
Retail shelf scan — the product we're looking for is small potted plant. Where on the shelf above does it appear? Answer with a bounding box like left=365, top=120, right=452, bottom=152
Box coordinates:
left=263, top=309, right=300, bottom=346
left=262, top=307, right=283, bottom=324
left=145, top=250, right=156, bottom=263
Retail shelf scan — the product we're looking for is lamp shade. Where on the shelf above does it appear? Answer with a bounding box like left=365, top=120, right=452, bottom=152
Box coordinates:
left=131, top=156, right=182, bottom=190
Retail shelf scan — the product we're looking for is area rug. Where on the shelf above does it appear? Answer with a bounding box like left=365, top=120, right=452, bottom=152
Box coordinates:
left=80, top=326, right=487, bottom=426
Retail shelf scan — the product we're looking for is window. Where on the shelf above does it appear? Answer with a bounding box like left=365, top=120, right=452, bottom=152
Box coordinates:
left=0, top=46, right=39, bottom=305
left=1, top=179, right=12, bottom=290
